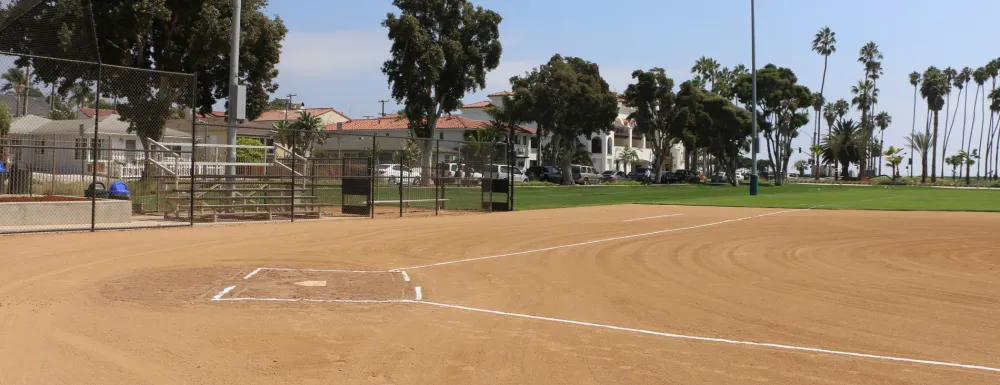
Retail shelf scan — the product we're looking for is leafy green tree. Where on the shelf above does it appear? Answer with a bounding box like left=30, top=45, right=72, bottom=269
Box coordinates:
left=1, top=68, right=27, bottom=116
left=961, top=149, right=979, bottom=184
left=382, top=0, right=502, bottom=186
left=1, top=0, right=287, bottom=154
left=793, top=159, right=808, bottom=176
left=511, top=54, right=617, bottom=184
left=67, top=82, right=94, bottom=111
left=484, top=95, right=526, bottom=149
left=905, top=131, right=932, bottom=183
left=811, top=26, right=836, bottom=180
left=0, top=103, right=10, bottom=170
left=47, top=97, right=76, bottom=120
left=676, top=81, right=753, bottom=186
left=734, top=64, right=811, bottom=185
left=623, top=68, right=682, bottom=179
left=235, top=137, right=265, bottom=163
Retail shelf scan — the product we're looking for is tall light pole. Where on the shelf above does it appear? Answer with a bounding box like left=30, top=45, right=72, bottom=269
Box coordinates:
left=749, top=0, right=760, bottom=196
left=226, top=0, right=242, bottom=178
left=284, top=93, right=297, bottom=122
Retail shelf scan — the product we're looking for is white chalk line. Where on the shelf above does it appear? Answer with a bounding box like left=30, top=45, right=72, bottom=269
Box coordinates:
left=211, top=286, right=236, bottom=300
left=213, top=297, right=411, bottom=304
left=396, top=208, right=805, bottom=271
left=414, top=286, right=423, bottom=300
left=254, top=267, right=392, bottom=273
left=623, top=213, right=682, bottom=222
left=243, top=268, right=263, bottom=280
left=400, top=271, right=410, bottom=282
left=206, top=294, right=1000, bottom=374
left=413, top=300, right=1000, bottom=374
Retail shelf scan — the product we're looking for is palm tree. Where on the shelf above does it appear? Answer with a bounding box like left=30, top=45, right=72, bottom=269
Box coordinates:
left=883, top=146, right=904, bottom=181
left=957, top=68, right=972, bottom=159
left=812, top=26, right=836, bottom=179
left=690, top=56, right=720, bottom=90
left=905, top=131, right=932, bottom=183
left=67, top=82, right=94, bottom=112
left=851, top=79, right=876, bottom=178
left=874, top=112, right=891, bottom=175
left=822, top=119, right=858, bottom=180
left=908, top=71, right=921, bottom=177
left=941, top=67, right=958, bottom=177
left=810, top=92, right=824, bottom=179
left=921, top=67, right=948, bottom=182
left=1, top=68, right=27, bottom=116
left=833, top=99, right=850, bottom=124
left=859, top=42, right=883, bottom=139
left=972, top=67, right=988, bottom=178
left=616, top=147, right=639, bottom=172
left=823, top=102, right=837, bottom=136
left=985, top=60, right=999, bottom=179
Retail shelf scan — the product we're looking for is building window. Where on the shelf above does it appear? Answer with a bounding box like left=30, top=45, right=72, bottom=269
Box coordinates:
left=439, top=132, right=444, bottom=140
left=33, top=139, right=46, bottom=155
left=591, top=137, right=602, bottom=154
left=75, top=138, right=86, bottom=160
left=125, top=140, right=137, bottom=161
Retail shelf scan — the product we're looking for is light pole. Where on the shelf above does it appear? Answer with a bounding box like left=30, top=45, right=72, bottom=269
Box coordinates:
left=284, top=93, right=297, bottom=122
left=749, top=0, right=759, bottom=195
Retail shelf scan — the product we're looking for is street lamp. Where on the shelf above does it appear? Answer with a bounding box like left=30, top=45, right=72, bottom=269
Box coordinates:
left=749, top=0, right=759, bottom=195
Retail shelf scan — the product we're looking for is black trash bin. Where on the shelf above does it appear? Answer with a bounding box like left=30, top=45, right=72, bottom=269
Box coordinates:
left=84, top=182, right=110, bottom=199
left=6, top=167, right=33, bottom=194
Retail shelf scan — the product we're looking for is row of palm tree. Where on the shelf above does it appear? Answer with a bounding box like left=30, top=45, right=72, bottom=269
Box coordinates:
left=908, top=59, right=1000, bottom=183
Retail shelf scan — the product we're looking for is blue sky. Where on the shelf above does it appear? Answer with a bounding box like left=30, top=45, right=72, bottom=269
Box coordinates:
left=265, top=0, right=1000, bottom=170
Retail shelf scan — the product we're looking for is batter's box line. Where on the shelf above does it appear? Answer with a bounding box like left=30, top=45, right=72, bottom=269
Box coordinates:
left=210, top=285, right=423, bottom=302
left=206, top=292, right=1000, bottom=375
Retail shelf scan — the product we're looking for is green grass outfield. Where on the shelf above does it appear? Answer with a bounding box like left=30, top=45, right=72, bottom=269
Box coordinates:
left=509, top=184, right=1000, bottom=212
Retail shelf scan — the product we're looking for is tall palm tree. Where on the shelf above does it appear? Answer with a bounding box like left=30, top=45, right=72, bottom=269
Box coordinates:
left=908, top=71, right=921, bottom=177
left=823, top=101, right=837, bottom=136
left=985, top=60, right=999, bottom=179
left=859, top=42, right=883, bottom=144
left=810, top=92, right=824, bottom=179
left=905, top=131, right=932, bottom=183
left=1, top=68, right=27, bottom=116
left=812, top=26, right=836, bottom=179
left=833, top=99, right=850, bottom=124
left=851, top=79, right=876, bottom=178
left=990, top=59, right=1000, bottom=178
left=921, top=66, right=948, bottom=182
left=875, top=111, right=891, bottom=175
left=690, top=56, right=720, bottom=90
left=940, top=67, right=959, bottom=177
left=957, top=67, right=973, bottom=176
left=972, top=67, right=988, bottom=178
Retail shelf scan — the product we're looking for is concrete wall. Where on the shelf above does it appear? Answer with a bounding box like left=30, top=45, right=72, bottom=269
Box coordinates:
left=0, top=199, right=132, bottom=226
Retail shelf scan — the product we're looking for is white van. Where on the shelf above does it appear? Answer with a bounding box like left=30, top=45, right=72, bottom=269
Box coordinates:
left=486, top=164, right=528, bottom=182
left=571, top=165, right=601, bottom=185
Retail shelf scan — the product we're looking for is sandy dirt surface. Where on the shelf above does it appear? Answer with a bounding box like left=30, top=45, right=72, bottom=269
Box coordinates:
left=1, top=205, right=999, bottom=384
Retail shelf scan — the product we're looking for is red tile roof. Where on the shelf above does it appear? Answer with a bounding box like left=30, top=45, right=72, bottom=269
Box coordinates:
left=196, top=111, right=228, bottom=119
left=487, top=91, right=514, bottom=97
left=78, top=107, right=117, bottom=118
left=254, top=107, right=350, bottom=122
left=325, top=115, right=534, bottom=134
left=461, top=100, right=492, bottom=109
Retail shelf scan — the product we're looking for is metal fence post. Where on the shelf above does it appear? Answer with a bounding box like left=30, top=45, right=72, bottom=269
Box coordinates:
left=398, top=147, right=403, bottom=218
left=370, top=134, right=376, bottom=219
left=189, top=74, right=198, bottom=226
left=90, top=64, right=100, bottom=232
left=290, top=130, right=296, bottom=222
left=434, top=140, right=440, bottom=216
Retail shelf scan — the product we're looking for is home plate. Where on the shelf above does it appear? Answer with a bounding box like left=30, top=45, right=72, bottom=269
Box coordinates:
left=294, top=280, right=327, bottom=287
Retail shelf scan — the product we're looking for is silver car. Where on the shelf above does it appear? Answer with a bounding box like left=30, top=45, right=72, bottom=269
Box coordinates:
left=571, top=165, right=601, bottom=185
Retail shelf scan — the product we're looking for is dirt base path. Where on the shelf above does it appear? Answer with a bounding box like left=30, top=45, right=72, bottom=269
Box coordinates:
left=1, top=205, right=998, bottom=384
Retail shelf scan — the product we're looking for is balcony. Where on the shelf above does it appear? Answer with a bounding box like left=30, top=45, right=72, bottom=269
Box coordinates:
left=514, top=144, right=529, bottom=158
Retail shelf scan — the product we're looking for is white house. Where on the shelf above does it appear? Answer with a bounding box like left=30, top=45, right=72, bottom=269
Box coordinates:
left=7, top=114, right=192, bottom=178
left=459, top=92, right=686, bottom=173
left=319, top=114, right=536, bottom=167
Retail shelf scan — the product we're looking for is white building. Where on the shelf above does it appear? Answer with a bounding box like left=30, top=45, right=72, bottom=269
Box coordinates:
left=460, top=92, right=685, bottom=173
left=7, top=114, right=192, bottom=178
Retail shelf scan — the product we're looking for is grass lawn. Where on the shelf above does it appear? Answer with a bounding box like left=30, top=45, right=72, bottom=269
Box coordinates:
left=510, top=184, right=1000, bottom=212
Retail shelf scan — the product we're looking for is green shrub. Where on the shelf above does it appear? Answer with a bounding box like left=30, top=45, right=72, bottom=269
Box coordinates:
left=600, top=180, right=644, bottom=186
left=518, top=180, right=559, bottom=187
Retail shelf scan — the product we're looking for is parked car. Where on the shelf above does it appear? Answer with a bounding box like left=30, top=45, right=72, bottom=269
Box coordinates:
left=571, top=165, right=601, bottom=185
left=486, top=164, right=528, bottom=182
left=601, top=170, right=628, bottom=182
left=437, top=162, right=482, bottom=185
left=659, top=171, right=678, bottom=184
left=525, top=165, right=563, bottom=183
left=674, top=169, right=702, bottom=183
left=628, top=167, right=653, bottom=182
left=377, top=164, right=421, bottom=185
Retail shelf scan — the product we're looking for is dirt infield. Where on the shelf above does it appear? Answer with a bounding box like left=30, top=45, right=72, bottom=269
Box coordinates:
left=1, top=205, right=998, bottom=384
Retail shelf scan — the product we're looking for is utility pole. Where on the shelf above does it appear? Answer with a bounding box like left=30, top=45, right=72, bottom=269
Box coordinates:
left=378, top=100, right=389, bottom=117
left=226, top=0, right=242, bottom=177
left=284, top=93, right=297, bottom=122
left=749, top=0, right=759, bottom=196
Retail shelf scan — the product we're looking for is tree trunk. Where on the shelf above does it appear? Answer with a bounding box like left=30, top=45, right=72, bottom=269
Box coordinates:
left=859, top=107, right=868, bottom=180
left=560, top=136, right=575, bottom=186
left=421, top=138, right=434, bottom=186
left=535, top=126, right=543, bottom=166
left=966, top=159, right=972, bottom=185
left=931, top=111, right=939, bottom=182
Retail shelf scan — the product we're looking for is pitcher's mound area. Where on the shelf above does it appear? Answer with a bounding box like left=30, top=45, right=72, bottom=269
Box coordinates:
left=224, top=268, right=415, bottom=301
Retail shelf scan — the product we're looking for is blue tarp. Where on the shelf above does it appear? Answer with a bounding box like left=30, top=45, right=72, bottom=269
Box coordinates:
left=109, top=181, right=130, bottom=196
left=0, top=161, right=6, bottom=173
